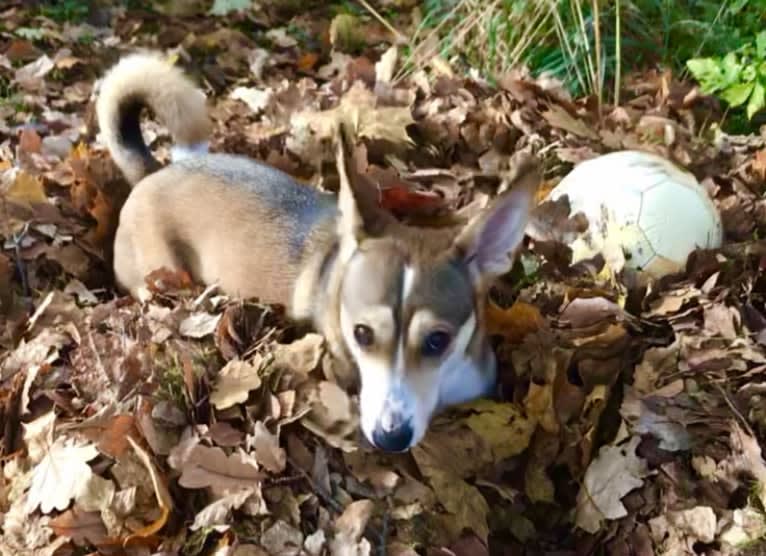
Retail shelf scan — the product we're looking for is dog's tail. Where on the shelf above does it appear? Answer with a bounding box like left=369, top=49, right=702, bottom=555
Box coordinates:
left=96, top=51, right=211, bottom=186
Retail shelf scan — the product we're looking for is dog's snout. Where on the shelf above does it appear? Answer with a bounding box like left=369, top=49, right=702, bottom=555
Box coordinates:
left=371, top=419, right=414, bottom=452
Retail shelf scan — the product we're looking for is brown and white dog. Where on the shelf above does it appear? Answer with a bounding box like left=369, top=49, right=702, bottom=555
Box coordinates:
left=96, top=52, right=540, bottom=452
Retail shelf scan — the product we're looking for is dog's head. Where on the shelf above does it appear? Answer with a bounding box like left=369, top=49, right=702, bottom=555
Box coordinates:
left=333, top=134, right=539, bottom=452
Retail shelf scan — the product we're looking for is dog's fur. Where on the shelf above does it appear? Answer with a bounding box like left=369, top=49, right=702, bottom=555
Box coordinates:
left=97, top=52, right=540, bottom=452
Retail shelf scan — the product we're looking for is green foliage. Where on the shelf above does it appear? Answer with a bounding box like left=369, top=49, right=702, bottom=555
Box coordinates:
left=38, top=0, right=89, bottom=23
left=416, top=0, right=766, bottom=103
left=687, top=31, right=766, bottom=119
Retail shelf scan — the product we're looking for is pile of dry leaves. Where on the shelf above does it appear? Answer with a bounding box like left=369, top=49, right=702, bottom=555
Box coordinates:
left=2, top=3, right=766, bottom=555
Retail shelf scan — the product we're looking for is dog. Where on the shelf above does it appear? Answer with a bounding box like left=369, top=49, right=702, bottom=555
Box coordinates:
left=96, top=51, right=540, bottom=452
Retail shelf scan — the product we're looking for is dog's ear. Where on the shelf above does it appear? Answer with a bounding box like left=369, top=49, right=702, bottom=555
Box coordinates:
left=453, top=152, right=540, bottom=284
left=335, top=124, right=394, bottom=249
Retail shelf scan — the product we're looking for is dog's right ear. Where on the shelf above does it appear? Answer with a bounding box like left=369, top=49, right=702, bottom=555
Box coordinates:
left=335, top=124, right=394, bottom=252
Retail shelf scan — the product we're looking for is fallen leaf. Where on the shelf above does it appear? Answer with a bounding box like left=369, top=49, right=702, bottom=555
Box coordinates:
left=23, top=410, right=56, bottom=465
left=667, top=506, right=717, bottom=544
left=14, top=54, right=54, bottom=90
left=26, top=436, right=99, bottom=514
left=64, top=279, right=99, bottom=305
left=429, top=469, right=490, bottom=543
left=646, top=287, right=700, bottom=317
left=253, top=421, right=286, bottom=474
left=210, top=357, right=263, bottom=410
left=96, top=414, right=137, bottom=458
left=49, top=507, right=108, bottom=546
left=174, top=444, right=264, bottom=490
left=231, top=86, right=273, bottom=114
left=297, top=52, right=320, bottom=72
left=486, top=300, right=544, bottom=344
left=542, top=104, right=598, bottom=139
left=379, top=185, right=444, bottom=214
left=179, top=311, right=222, bottom=338
left=190, top=487, right=254, bottom=530
left=375, top=46, right=398, bottom=84
left=4, top=169, right=49, bottom=206
left=72, top=474, right=114, bottom=517
left=291, top=81, right=414, bottom=148
left=463, top=399, right=536, bottom=461
left=18, top=126, right=42, bottom=154
left=575, top=435, right=650, bottom=533
left=272, top=334, right=325, bottom=374
left=330, top=499, right=375, bottom=556
left=261, top=520, right=304, bottom=556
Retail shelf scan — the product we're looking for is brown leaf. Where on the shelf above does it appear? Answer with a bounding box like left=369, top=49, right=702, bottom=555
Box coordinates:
left=703, top=303, right=740, bottom=340
left=330, top=499, right=375, bottom=555
left=97, top=414, right=138, bottom=458
left=5, top=39, right=43, bottom=63
left=486, top=300, right=545, bottom=344
left=49, top=507, right=108, bottom=546
left=175, top=444, right=264, bottom=490
left=297, top=52, right=320, bottom=72
left=253, top=421, right=286, bottom=474
left=190, top=487, right=255, bottom=531
left=541, top=104, right=598, bottom=139
left=752, top=147, right=766, bottom=181
left=210, top=357, right=263, bottom=410
left=528, top=194, right=590, bottom=244
left=18, top=127, right=42, bottom=154
left=272, top=333, right=325, bottom=374
left=144, top=267, right=194, bottom=294
left=429, top=469, right=490, bottom=543
left=0, top=252, right=12, bottom=316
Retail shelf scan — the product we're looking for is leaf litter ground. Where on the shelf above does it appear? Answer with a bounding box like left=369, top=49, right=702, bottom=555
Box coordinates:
left=2, top=4, right=766, bottom=556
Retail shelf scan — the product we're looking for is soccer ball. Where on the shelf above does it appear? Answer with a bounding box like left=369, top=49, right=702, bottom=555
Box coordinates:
left=546, top=150, right=723, bottom=278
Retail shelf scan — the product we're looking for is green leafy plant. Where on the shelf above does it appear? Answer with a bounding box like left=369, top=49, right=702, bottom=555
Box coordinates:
left=687, top=31, right=766, bottom=120
left=38, top=0, right=89, bottom=23
left=403, top=0, right=766, bottom=105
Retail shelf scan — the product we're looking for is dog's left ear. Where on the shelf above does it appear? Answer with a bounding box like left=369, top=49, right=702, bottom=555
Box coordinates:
left=453, top=153, right=540, bottom=283
left=335, top=124, right=394, bottom=249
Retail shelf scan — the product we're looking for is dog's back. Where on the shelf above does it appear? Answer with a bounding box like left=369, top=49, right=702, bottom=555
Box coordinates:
left=97, top=52, right=338, bottom=303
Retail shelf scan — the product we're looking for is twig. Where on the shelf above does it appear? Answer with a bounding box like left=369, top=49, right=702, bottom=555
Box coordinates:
left=591, top=0, right=602, bottom=114
left=614, top=0, right=621, bottom=105
left=714, top=382, right=755, bottom=438
left=357, top=0, right=407, bottom=44
left=11, top=221, right=32, bottom=305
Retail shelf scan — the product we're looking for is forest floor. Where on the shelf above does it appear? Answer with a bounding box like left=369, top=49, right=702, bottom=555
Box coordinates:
left=2, top=3, right=766, bottom=555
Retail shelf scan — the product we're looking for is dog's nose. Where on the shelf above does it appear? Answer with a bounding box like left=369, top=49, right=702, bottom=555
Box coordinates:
left=371, top=420, right=414, bottom=452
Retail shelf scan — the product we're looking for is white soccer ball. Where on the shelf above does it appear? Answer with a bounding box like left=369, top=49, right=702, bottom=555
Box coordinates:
left=547, top=150, right=723, bottom=278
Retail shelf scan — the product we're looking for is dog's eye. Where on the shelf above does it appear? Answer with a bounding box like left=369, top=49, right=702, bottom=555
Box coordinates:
left=353, top=324, right=375, bottom=347
left=422, top=330, right=451, bottom=357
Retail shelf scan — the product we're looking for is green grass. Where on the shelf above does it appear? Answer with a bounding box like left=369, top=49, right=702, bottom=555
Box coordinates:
left=406, top=0, right=766, bottom=107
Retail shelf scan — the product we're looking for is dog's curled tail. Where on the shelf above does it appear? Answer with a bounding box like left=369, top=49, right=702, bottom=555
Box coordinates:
left=96, top=51, right=211, bottom=186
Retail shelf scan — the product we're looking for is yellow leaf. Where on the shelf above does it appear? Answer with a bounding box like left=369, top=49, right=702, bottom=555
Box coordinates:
left=524, top=382, right=558, bottom=433
left=428, top=469, right=489, bottom=543
left=463, top=399, right=536, bottom=461
left=525, top=464, right=556, bottom=504
left=5, top=170, right=48, bottom=206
